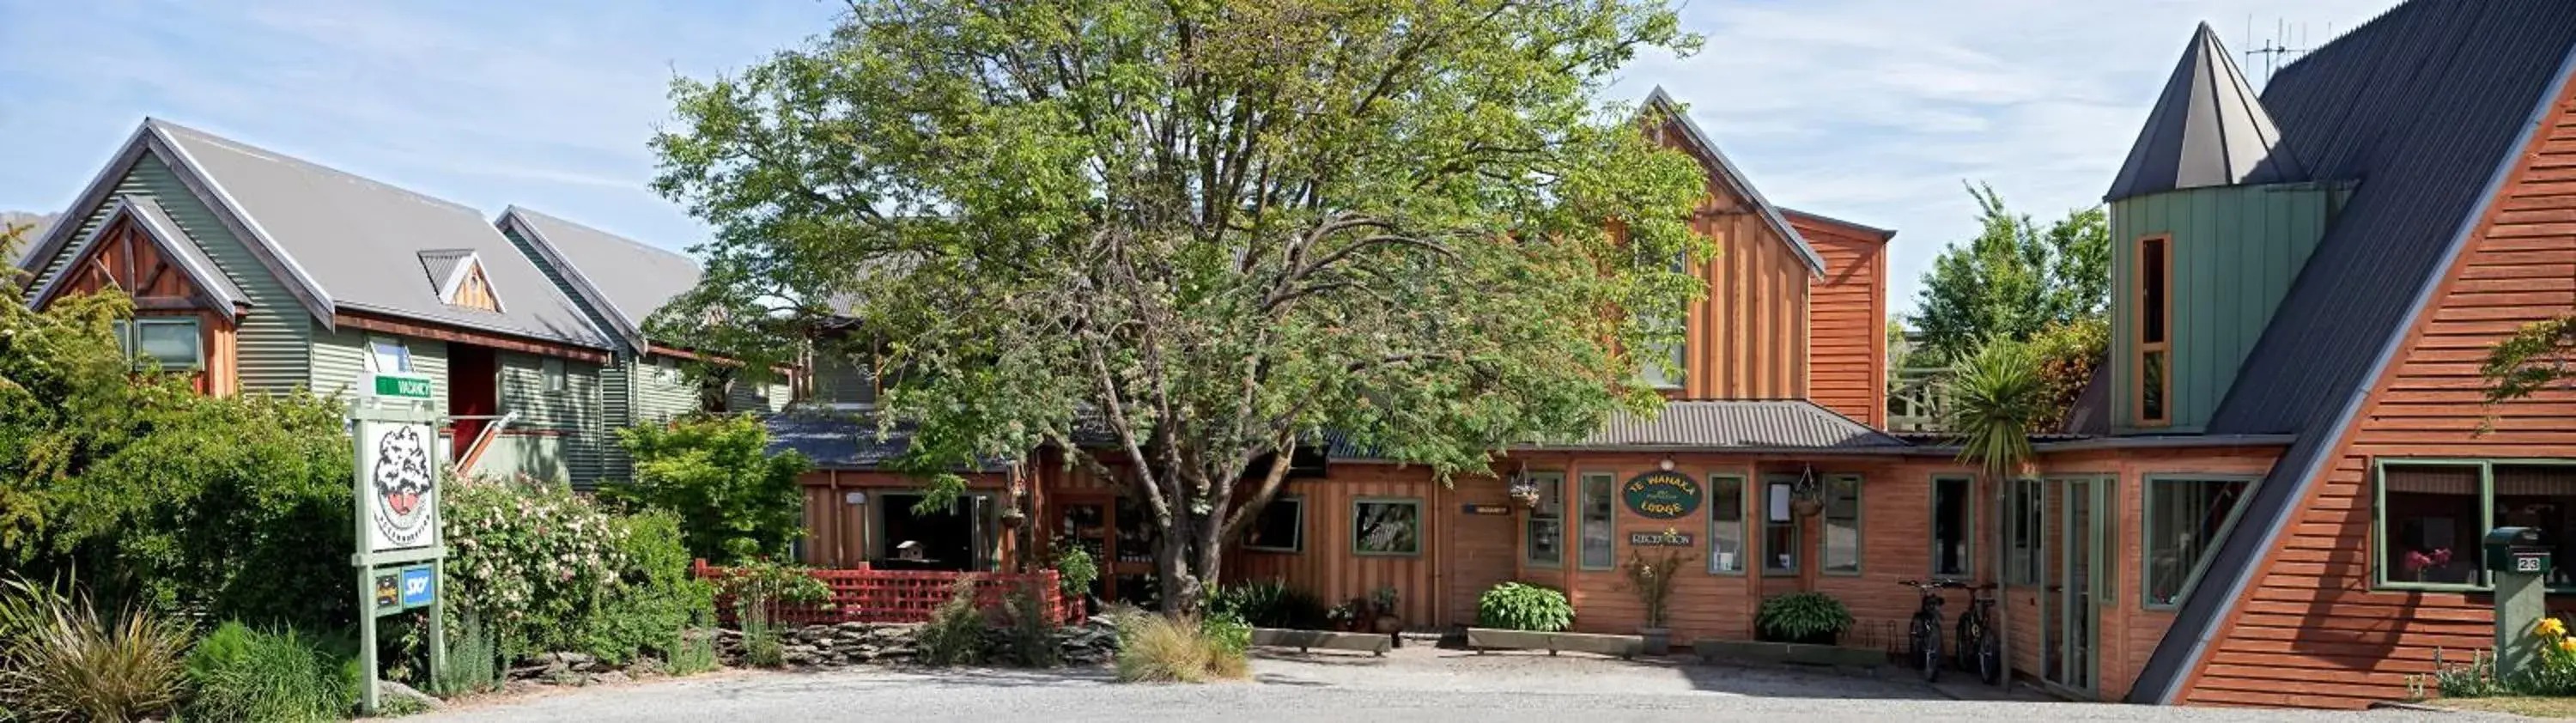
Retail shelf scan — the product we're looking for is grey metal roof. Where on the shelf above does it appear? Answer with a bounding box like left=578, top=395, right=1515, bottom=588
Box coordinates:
left=141, top=120, right=611, bottom=348
left=496, top=206, right=703, bottom=353
left=1562, top=399, right=1906, bottom=449
left=28, top=195, right=246, bottom=314
left=416, top=249, right=473, bottom=296
left=2105, top=23, right=2305, bottom=203
left=2130, top=1, right=2576, bottom=705
left=1639, top=88, right=1826, bottom=276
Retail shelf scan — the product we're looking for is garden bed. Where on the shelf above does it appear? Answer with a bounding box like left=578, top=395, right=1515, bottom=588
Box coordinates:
left=1692, top=638, right=1886, bottom=668
left=1250, top=628, right=1392, bottom=655
left=1464, top=628, right=1643, bottom=659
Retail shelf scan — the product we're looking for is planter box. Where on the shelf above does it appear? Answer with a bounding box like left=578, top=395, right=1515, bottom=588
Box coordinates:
left=1251, top=628, right=1392, bottom=656
left=1464, top=628, right=1643, bottom=659
left=1692, top=638, right=1886, bottom=668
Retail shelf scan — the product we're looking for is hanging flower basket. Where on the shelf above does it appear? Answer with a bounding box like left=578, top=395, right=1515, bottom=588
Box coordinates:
left=1506, top=476, right=1542, bottom=508
left=999, top=507, right=1028, bottom=528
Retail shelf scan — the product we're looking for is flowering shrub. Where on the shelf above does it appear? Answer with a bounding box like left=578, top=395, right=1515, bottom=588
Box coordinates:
left=2524, top=616, right=2576, bottom=696
left=442, top=472, right=711, bottom=665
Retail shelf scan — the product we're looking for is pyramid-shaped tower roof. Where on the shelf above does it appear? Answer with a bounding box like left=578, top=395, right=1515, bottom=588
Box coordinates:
left=2105, top=23, right=2304, bottom=203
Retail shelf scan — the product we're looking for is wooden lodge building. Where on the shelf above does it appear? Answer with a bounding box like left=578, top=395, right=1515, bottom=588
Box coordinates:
left=773, top=2, right=2576, bottom=709
left=16, top=0, right=2576, bottom=709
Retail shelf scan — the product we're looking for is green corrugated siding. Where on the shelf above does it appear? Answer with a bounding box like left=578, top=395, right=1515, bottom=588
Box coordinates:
left=2110, top=181, right=2349, bottom=433
left=310, top=328, right=449, bottom=416
left=30, top=153, right=312, bottom=392
left=497, top=351, right=606, bottom=489
left=633, top=353, right=699, bottom=422
left=812, top=351, right=875, bottom=405
left=596, top=353, right=636, bottom=483
left=725, top=374, right=789, bottom=413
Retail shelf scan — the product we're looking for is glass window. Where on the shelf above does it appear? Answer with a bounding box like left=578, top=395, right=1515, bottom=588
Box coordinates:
left=1764, top=477, right=1798, bottom=574
left=135, top=319, right=201, bottom=369
left=1352, top=498, right=1421, bottom=556
left=2138, top=235, right=2172, bottom=425
left=1525, top=471, right=1565, bottom=567
left=2143, top=477, right=2251, bottom=607
left=2008, top=478, right=2043, bottom=585
left=110, top=319, right=132, bottom=356
left=1823, top=475, right=1862, bottom=574
left=2380, top=464, right=2483, bottom=586
left=1932, top=475, right=1972, bottom=577
left=542, top=356, right=567, bottom=392
left=2494, top=465, right=2576, bottom=589
left=367, top=337, right=412, bottom=374
left=1244, top=496, right=1303, bottom=552
left=1579, top=473, right=1615, bottom=568
left=1708, top=474, right=1746, bottom=574
left=2141, top=237, right=2168, bottom=344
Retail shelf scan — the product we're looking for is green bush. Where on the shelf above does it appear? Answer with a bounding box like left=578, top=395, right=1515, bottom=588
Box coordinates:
left=1053, top=543, right=1098, bottom=603
left=433, top=611, right=501, bottom=697
left=579, top=510, right=716, bottom=666
left=444, top=474, right=717, bottom=667
left=0, top=577, right=191, bottom=723
left=182, top=622, right=355, bottom=722
left=1209, top=580, right=1329, bottom=630
left=612, top=414, right=811, bottom=563
left=708, top=558, right=827, bottom=670
left=668, top=628, right=720, bottom=676
left=1476, top=582, right=1573, bottom=632
left=1201, top=611, right=1251, bottom=657
left=915, top=576, right=987, bottom=666
left=1755, top=592, right=1853, bottom=643
left=999, top=583, right=1060, bottom=667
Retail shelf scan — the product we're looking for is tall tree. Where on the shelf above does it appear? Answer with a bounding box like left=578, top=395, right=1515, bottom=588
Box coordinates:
left=653, top=0, right=1708, bottom=611
left=1911, top=183, right=2109, bottom=365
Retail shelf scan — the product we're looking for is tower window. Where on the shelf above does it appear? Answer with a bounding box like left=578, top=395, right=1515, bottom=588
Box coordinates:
left=2138, top=235, right=2172, bottom=425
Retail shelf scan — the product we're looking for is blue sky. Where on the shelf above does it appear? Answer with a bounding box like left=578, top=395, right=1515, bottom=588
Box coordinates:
left=0, top=0, right=2397, bottom=316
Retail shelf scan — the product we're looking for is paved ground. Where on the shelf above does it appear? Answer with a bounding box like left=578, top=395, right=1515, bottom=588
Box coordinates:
left=408, top=646, right=2502, bottom=722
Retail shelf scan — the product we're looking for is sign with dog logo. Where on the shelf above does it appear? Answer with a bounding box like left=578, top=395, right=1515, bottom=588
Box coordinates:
left=349, top=374, right=450, bottom=715
left=359, top=418, right=439, bottom=552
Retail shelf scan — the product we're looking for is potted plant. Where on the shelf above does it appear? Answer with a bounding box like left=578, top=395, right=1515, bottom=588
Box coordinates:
left=1369, top=586, right=1404, bottom=638
left=1507, top=474, right=1543, bottom=508
left=1756, top=592, right=1853, bottom=646
left=1623, top=548, right=1695, bottom=655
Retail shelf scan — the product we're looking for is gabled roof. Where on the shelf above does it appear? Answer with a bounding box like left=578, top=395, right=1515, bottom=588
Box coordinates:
left=1780, top=207, right=1898, bottom=242
left=496, top=206, right=703, bottom=355
left=18, top=119, right=611, bottom=349
left=28, top=195, right=246, bottom=316
left=2105, top=23, right=2305, bottom=203
left=417, top=249, right=499, bottom=310
left=2129, top=0, right=2576, bottom=705
left=1639, top=88, right=1826, bottom=276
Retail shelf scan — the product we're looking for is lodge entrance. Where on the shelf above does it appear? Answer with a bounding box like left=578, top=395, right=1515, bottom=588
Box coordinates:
left=2035, top=477, right=2110, bottom=697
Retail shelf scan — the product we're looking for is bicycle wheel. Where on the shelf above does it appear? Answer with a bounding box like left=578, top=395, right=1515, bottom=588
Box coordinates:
left=1954, top=611, right=1984, bottom=671
left=1974, top=620, right=2003, bottom=684
left=1911, top=616, right=1941, bottom=683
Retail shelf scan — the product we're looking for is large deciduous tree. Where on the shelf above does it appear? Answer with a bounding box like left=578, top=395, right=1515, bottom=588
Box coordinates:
left=1911, top=183, right=2109, bottom=366
left=652, top=0, right=1709, bottom=611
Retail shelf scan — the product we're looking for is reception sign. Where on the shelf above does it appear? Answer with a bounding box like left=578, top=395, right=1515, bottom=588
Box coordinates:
left=1622, top=471, right=1703, bottom=519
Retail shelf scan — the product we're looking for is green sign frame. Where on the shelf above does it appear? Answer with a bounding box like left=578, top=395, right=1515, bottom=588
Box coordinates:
left=1622, top=471, right=1704, bottom=519
left=349, top=391, right=446, bottom=715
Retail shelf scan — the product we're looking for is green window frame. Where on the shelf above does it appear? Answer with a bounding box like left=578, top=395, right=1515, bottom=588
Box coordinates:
left=2006, top=478, right=2044, bottom=585
left=112, top=318, right=205, bottom=371
left=1931, top=474, right=1974, bottom=578
left=1762, top=476, right=1800, bottom=576
left=1707, top=473, right=1747, bottom=574
left=2140, top=475, right=2255, bottom=609
left=2373, top=459, right=2576, bottom=592
left=1351, top=496, right=1423, bottom=557
left=1578, top=472, right=1615, bottom=570
left=1823, top=474, right=1862, bottom=575
left=1524, top=471, right=1566, bottom=568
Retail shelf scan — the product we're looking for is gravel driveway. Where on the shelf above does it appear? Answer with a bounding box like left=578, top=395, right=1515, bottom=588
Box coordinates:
left=406, top=646, right=2498, bottom=722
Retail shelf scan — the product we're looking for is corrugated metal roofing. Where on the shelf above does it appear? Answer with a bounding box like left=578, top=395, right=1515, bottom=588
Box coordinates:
left=28, top=195, right=246, bottom=313
left=145, top=120, right=611, bottom=348
left=1564, top=399, right=1906, bottom=449
left=497, top=206, right=703, bottom=351
left=416, top=248, right=472, bottom=297
left=2105, top=23, right=2305, bottom=203
left=2129, top=0, right=2576, bottom=705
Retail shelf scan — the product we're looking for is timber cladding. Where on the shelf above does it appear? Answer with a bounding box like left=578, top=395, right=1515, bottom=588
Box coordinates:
left=1790, top=215, right=1890, bottom=427
left=2178, top=82, right=2576, bottom=709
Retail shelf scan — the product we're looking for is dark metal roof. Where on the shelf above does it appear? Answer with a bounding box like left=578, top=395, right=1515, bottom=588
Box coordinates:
left=1778, top=207, right=1898, bottom=241
left=2130, top=1, right=2576, bottom=705
left=2105, top=23, right=2305, bottom=203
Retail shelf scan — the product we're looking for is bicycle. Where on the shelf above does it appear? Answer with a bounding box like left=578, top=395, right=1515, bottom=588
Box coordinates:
left=1897, top=579, right=1959, bottom=683
left=1953, top=581, right=2002, bottom=684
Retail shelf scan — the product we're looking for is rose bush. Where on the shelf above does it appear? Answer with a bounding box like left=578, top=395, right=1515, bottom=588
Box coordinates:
left=441, top=473, right=711, bottom=664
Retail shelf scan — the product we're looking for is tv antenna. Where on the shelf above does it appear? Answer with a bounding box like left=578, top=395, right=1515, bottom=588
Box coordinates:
left=2242, top=15, right=2318, bottom=87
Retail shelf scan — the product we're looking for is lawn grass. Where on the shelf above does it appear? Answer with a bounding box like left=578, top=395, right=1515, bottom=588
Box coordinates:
left=2435, top=696, right=2576, bottom=719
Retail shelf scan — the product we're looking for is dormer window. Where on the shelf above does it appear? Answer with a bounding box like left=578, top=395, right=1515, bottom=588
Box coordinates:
left=421, top=249, right=501, bottom=313
left=2137, top=234, right=2172, bottom=426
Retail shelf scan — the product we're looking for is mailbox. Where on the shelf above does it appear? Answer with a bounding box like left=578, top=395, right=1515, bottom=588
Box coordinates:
left=2485, top=527, right=2553, bottom=575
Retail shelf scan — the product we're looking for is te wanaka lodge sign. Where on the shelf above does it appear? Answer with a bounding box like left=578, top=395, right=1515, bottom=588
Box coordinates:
left=1623, top=471, right=1703, bottom=519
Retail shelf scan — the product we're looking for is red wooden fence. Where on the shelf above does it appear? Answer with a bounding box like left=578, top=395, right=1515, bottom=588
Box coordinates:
left=692, top=561, right=1078, bottom=626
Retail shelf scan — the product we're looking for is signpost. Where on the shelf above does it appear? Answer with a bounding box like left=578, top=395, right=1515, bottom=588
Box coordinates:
left=2487, top=526, right=2553, bottom=681
left=352, top=372, right=445, bottom=714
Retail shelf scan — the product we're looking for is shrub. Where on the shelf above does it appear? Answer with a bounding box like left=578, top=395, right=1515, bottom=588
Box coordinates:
left=1621, top=549, right=1695, bottom=629
left=182, top=622, right=355, bottom=722
left=709, top=558, right=827, bottom=670
left=1209, top=580, right=1329, bottom=630
left=915, top=576, right=988, bottom=666
left=612, top=414, right=811, bottom=563
left=999, top=583, right=1060, bottom=667
left=1756, top=592, right=1853, bottom=644
left=443, top=473, right=627, bottom=658
left=1114, top=614, right=1249, bottom=683
left=1202, top=611, right=1252, bottom=657
left=668, top=628, right=720, bottom=676
left=1476, top=582, right=1573, bottom=632
left=1053, top=543, right=1099, bottom=603
left=0, top=577, right=191, bottom=722
left=433, top=611, right=501, bottom=697
left=579, top=510, right=717, bottom=666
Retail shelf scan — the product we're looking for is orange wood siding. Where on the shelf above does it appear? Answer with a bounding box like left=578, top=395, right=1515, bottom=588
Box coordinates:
left=2178, top=78, right=2576, bottom=709
left=1792, top=215, right=1890, bottom=426
left=52, top=216, right=239, bottom=395
left=1653, top=118, right=1812, bottom=402
left=1225, top=465, right=1446, bottom=625
left=448, top=262, right=501, bottom=312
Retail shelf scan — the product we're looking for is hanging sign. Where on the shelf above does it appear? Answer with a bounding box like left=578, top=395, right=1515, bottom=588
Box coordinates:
left=1461, top=503, right=1513, bottom=516
left=1622, top=471, right=1703, bottom=519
